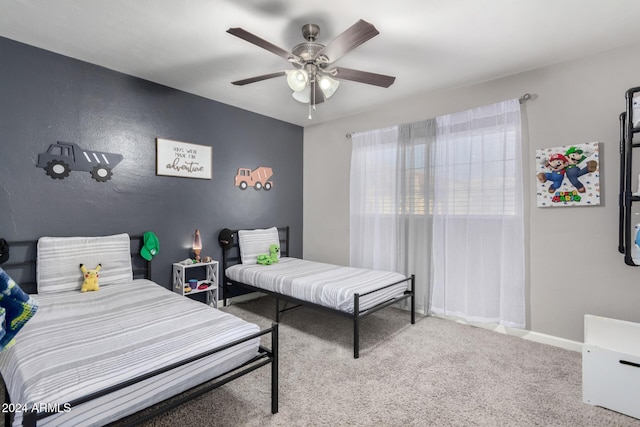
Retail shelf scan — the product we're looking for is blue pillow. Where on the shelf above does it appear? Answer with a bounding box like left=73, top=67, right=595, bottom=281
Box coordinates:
left=0, top=267, right=38, bottom=350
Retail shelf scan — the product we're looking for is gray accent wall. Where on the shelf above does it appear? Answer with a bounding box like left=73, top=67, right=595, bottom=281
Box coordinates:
left=0, top=36, right=303, bottom=289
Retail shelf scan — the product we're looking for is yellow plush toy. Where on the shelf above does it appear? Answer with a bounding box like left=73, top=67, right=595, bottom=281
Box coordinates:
left=80, top=263, right=101, bottom=292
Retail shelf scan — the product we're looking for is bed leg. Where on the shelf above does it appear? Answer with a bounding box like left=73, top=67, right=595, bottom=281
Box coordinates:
left=23, top=410, right=37, bottom=426
left=271, top=322, right=279, bottom=414
left=223, top=281, right=228, bottom=307
left=275, top=298, right=280, bottom=323
left=411, top=274, right=416, bottom=324
left=354, top=293, right=360, bottom=359
left=4, top=386, right=11, bottom=427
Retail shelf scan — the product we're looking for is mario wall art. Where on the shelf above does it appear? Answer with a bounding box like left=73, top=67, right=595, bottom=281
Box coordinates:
left=535, top=142, right=600, bottom=207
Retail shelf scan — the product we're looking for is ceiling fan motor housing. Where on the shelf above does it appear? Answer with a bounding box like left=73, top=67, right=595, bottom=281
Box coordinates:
left=292, top=42, right=324, bottom=63
left=301, top=24, right=320, bottom=41
left=292, top=24, right=329, bottom=64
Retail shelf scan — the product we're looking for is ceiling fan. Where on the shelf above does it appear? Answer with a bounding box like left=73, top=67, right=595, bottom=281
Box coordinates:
left=227, top=19, right=395, bottom=119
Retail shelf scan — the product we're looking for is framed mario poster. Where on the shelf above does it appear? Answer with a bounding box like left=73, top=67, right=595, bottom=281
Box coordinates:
left=535, top=142, right=600, bottom=207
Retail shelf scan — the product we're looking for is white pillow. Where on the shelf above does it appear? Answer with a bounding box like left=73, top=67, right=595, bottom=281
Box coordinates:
left=238, top=227, right=280, bottom=265
left=37, top=233, right=133, bottom=294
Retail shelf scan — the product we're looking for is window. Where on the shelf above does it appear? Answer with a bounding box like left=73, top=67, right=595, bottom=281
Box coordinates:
left=432, top=128, right=519, bottom=216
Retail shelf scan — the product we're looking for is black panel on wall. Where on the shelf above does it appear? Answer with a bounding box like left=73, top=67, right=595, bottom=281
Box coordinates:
left=0, top=36, right=303, bottom=290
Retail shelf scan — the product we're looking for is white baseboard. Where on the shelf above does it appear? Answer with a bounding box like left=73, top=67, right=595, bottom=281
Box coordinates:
left=431, top=313, right=583, bottom=353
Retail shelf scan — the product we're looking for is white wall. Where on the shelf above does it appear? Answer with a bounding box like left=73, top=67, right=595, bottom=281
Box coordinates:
left=303, top=42, right=640, bottom=342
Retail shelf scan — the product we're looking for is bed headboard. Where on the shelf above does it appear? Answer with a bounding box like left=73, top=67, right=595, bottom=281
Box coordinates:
left=0, top=235, right=151, bottom=295
left=219, top=226, right=289, bottom=273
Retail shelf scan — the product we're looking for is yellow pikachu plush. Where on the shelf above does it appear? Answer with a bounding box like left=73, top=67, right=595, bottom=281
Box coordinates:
left=80, top=263, right=102, bottom=292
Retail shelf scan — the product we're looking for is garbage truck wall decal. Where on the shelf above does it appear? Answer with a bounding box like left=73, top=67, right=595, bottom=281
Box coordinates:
left=37, top=142, right=123, bottom=182
left=234, top=167, right=273, bottom=191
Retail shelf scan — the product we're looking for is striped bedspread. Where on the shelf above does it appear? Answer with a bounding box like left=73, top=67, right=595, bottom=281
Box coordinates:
left=225, top=257, right=409, bottom=313
left=0, top=280, right=260, bottom=426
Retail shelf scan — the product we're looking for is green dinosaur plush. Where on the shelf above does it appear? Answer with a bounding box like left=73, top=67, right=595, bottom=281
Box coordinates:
left=257, top=244, right=280, bottom=266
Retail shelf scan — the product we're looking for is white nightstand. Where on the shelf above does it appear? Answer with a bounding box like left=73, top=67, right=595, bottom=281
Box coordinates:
left=172, top=260, right=218, bottom=308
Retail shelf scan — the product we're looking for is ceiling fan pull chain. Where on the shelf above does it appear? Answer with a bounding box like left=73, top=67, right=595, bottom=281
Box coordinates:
left=309, top=78, right=315, bottom=120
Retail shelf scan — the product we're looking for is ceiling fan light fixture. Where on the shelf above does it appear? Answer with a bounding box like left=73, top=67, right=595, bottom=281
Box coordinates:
left=286, top=69, right=308, bottom=91
left=292, top=87, right=310, bottom=103
left=318, top=75, right=340, bottom=99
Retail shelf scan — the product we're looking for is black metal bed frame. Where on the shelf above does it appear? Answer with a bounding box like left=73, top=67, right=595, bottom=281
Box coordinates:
left=220, top=226, right=415, bottom=359
left=0, top=234, right=278, bottom=427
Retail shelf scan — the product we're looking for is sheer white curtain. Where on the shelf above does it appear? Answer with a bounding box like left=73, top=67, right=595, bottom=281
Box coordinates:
left=350, top=126, right=401, bottom=273
left=350, top=99, right=525, bottom=327
left=430, top=99, right=525, bottom=327
left=394, top=120, right=435, bottom=313
left=350, top=122, right=435, bottom=313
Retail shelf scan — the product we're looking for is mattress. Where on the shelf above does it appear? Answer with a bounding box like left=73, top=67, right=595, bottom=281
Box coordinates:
left=0, top=279, right=260, bottom=426
left=225, top=257, right=409, bottom=313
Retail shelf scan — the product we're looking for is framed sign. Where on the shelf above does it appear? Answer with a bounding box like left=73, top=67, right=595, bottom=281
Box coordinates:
left=156, top=138, right=212, bottom=179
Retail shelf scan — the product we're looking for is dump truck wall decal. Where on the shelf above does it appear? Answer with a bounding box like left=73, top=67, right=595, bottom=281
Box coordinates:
left=235, top=167, right=273, bottom=191
left=37, top=142, right=123, bottom=182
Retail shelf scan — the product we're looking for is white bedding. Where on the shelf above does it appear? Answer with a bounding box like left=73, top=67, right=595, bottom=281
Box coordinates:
left=0, top=279, right=260, bottom=426
left=225, top=257, right=409, bottom=313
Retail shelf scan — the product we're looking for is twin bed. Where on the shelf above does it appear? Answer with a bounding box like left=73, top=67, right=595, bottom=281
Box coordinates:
left=220, top=226, right=415, bottom=359
left=0, top=227, right=413, bottom=425
left=0, top=233, right=278, bottom=427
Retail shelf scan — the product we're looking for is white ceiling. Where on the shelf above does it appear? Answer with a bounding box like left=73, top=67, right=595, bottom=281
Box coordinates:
left=2, top=0, right=640, bottom=127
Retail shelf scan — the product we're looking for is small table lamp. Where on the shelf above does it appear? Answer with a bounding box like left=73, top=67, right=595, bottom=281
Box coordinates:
left=192, top=229, right=202, bottom=262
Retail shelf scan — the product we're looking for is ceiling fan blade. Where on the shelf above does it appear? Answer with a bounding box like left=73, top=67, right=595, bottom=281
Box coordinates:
left=227, top=27, right=301, bottom=62
left=315, top=20, right=379, bottom=64
left=329, top=67, right=395, bottom=88
left=231, top=71, right=286, bottom=86
left=310, top=81, right=326, bottom=105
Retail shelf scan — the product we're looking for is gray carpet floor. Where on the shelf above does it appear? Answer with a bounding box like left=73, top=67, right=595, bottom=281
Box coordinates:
left=134, top=296, right=639, bottom=426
